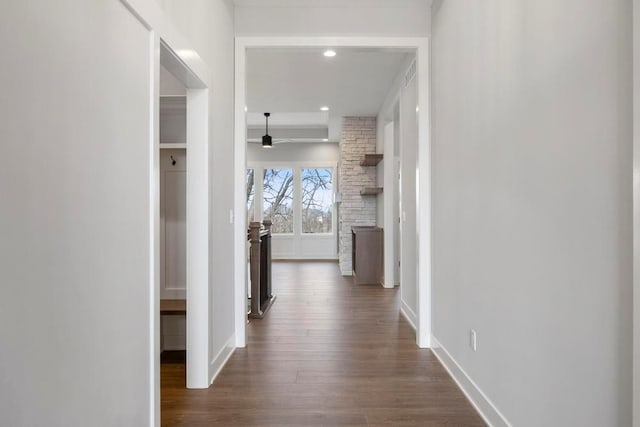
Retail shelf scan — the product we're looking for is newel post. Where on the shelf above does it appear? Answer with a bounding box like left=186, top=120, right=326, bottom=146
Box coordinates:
left=249, top=221, right=262, bottom=317
left=262, top=220, right=273, bottom=299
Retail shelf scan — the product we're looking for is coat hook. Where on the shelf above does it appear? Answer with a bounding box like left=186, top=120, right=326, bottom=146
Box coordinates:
left=170, top=155, right=176, bottom=166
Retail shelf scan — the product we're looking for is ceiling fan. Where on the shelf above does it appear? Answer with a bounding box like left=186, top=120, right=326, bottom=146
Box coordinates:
left=257, top=112, right=288, bottom=148
left=247, top=112, right=332, bottom=147
left=248, top=112, right=326, bottom=147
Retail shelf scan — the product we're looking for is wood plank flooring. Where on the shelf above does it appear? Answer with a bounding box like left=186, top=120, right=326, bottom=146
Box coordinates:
left=161, top=261, right=485, bottom=426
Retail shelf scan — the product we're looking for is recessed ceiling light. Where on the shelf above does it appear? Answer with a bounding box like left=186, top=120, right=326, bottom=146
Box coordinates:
left=323, top=50, right=336, bottom=58
left=322, top=138, right=329, bottom=142
left=320, top=106, right=330, bottom=111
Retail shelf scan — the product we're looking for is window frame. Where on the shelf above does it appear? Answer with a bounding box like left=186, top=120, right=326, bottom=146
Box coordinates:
left=300, top=167, right=335, bottom=235
left=261, top=167, right=295, bottom=235
left=247, top=161, right=337, bottom=237
left=246, top=168, right=256, bottom=225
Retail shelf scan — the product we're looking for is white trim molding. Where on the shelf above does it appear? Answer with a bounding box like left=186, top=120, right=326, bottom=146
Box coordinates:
left=210, top=334, right=236, bottom=386
left=415, top=38, right=431, bottom=349
left=234, top=36, right=431, bottom=349
left=400, top=300, right=417, bottom=331
left=185, top=88, right=210, bottom=389
left=234, top=38, right=248, bottom=348
left=431, top=337, right=512, bottom=427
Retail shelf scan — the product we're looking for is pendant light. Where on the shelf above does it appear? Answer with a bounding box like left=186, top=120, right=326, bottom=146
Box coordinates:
left=262, top=112, right=272, bottom=149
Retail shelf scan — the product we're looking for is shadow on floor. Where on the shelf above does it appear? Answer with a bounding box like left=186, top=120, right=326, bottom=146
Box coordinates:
left=161, top=350, right=185, bottom=365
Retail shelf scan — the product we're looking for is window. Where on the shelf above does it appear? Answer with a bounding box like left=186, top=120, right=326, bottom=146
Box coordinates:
left=302, top=168, right=333, bottom=233
left=262, top=168, right=294, bottom=233
left=246, top=169, right=255, bottom=224
left=249, top=165, right=335, bottom=236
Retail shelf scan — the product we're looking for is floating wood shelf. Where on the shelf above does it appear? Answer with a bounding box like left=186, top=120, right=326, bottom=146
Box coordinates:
left=360, top=187, right=383, bottom=196
left=160, top=299, right=186, bottom=315
left=360, top=154, right=383, bottom=166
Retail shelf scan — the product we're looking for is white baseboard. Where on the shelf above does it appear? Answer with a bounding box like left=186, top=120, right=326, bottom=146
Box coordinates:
left=381, top=280, right=395, bottom=289
left=400, top=299, right=417, bottom=330
left=431, top=336, right=512, bottom=427
left=209, top=333, right=236, bottom=385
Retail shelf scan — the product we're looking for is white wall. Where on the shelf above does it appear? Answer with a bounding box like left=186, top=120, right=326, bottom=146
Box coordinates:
left=431, top=1, right=633, bottom=426
left=235, top=0, right=430, bottom=36
left=156, top=0, right=237, bottom=380
left=377, top=55, right=416, bottom=289
left=248, top=143, right=339, bottom=259
left=160, top=97, right=187, bottom=144
left=160, top=66, right=187, bottom=96
left=0, top=0, right=236, bottom=423
left=247, top=142, right=339, bottom=163
left=0, top=1, right=152, bottom=425
left=376, top=57, right=415, bottom=226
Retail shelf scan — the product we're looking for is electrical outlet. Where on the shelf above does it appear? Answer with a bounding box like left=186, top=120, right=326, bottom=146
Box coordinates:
left=229, top=209, right=234, bottom=224
left=470, top=329, right=477, bottom=352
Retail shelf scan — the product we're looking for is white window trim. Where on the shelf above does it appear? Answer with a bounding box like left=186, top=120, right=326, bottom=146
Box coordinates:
left=247, top=161, right=338, bottom=238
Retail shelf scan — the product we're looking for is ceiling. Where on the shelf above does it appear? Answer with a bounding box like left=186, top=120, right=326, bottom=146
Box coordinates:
left=234, top=0, right=431, bottom=7
left=246, top=47, right=411, bottom=142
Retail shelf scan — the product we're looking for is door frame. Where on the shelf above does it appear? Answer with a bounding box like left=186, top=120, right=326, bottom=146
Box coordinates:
left=382, top=120, right=396, bottom=289
left=234, top=36, right=431, bottom=348
left=120, top=0, right=212, bottom=424
left=160, top=42, right=210, bottom=391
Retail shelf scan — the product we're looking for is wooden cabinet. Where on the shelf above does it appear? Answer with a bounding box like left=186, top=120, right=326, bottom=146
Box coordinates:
left=352, top=226, right=383, bottom=285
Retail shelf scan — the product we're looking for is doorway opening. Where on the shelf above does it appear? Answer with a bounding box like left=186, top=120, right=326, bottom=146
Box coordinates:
left=234, top=37, right=431, bottom=349
left=158, top=41, right=210, bottom=390
left=158, top=64, right=187, bottom=369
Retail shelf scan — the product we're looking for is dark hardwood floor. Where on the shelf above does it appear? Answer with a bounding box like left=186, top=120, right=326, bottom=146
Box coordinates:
left=161, top=261, right=485, bottom=426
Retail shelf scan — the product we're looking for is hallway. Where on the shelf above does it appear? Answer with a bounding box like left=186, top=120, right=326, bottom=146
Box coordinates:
left=161, top=261, right=484, bottom=426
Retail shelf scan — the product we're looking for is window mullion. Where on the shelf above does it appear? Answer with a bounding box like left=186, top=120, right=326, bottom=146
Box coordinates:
left=294, top=167, right=302, bottom=237
left=255, top=166, right=264, bottom=223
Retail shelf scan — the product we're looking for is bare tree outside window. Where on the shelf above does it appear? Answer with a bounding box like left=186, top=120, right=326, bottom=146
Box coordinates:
left=302, top=168, right=333, bottom=233
left=246, top=169, right=255, bottom=224
left=263, top=168, right=294, bottom=233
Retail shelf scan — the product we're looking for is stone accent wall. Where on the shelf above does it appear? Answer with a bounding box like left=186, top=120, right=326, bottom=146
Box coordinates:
left=338, top=116, right=378, bottom=275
